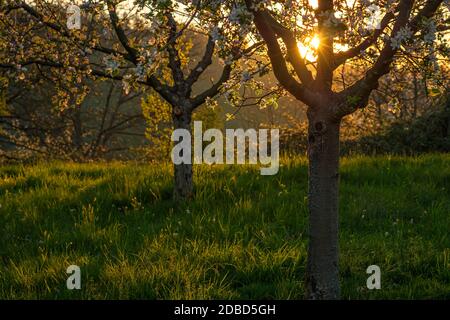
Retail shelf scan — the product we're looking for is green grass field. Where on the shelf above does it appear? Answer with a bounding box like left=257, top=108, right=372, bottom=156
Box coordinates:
left=0, top=155, right=449, bottom=299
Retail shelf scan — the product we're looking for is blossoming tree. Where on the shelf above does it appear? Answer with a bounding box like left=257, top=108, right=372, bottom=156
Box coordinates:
left=241, top=0, right=448, bottom=299
left=0, top=0, right=264, bottom=199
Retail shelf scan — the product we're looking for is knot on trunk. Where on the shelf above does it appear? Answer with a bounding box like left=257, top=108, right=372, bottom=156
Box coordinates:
left=309, top=121, right=327, bottom=144
left=173, top=106, right=184, bottom=117
left=314, top=121, right=326, bottom=134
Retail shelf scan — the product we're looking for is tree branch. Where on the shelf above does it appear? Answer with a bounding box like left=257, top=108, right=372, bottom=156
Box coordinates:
left=333, top=6, right=399, bottom=69
left=165, top=12, right=185, bottom=90
left=259, top=10, right=314, bottom=86
left=245, top=0, right=316, bottom=106
left=186, top=35, right=216, bottom=89
left=336, top=0, right=418, bottom=117
left=316, top=0, right=335, bottom=92
left=105, top=0, right=139, bottom=63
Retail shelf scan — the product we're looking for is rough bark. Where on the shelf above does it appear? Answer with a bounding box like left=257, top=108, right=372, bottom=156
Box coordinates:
left=305, top=108, right=341, bottom=300
left=172, top=106, right=194, bottom=200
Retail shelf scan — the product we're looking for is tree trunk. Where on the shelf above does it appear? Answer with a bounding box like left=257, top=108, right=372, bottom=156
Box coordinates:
left=305, top=112, right=341, bottom=300
left=172, top=108, right=194, bottom=200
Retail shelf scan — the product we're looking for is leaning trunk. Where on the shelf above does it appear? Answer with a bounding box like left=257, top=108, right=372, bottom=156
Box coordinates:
left=305, top=114, right=341, bottom=300
left=172, top=109, right=193, bottom=200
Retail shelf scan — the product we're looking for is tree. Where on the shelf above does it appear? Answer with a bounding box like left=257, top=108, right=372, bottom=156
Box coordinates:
left=1, top=76, right=146, bottom=162
left=242, top=0, right=448, bottom=299
left=0, top=0, right=262, bottom=199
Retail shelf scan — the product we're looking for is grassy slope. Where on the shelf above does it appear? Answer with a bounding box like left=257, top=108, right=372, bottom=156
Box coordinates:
left=0, top=155, right=449, bottom=299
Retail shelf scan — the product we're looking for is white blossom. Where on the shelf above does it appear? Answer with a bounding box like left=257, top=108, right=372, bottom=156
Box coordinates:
left=390, top=26, right=412, bottom=49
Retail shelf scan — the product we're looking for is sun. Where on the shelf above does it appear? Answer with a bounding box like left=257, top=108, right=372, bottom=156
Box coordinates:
left=297, top=34, right=350, bottom=62
left=310, top=35, right=320, bottom=49
left=309, top=0, right=318, bottom=9
left=297, top=35, right=320, bottom=61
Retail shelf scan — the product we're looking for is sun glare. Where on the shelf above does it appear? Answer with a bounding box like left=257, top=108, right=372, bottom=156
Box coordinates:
left=310, top=35, right=320, bottom=49
left=297, top=35, right=320, bottom=61
left=309, top=0, right=318, bottom=9
left=297, top=35, right=350, bottom=62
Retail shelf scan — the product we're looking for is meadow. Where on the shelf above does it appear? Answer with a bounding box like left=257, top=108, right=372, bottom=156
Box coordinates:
left=0, top=155, right=449, bottom=299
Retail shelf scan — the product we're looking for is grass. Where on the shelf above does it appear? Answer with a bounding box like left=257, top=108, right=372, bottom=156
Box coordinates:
left=0, top=154, right=449, bottom=299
